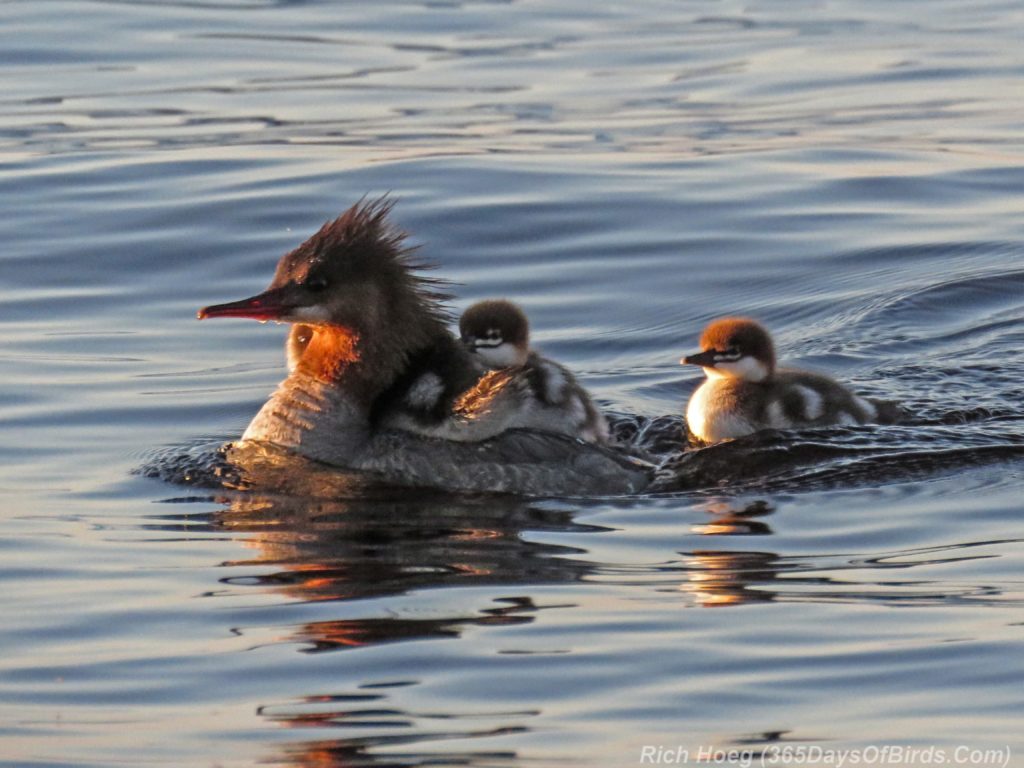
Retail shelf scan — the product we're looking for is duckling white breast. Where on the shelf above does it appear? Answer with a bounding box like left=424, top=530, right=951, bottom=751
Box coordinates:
left=686, top=379, right=756, bottom=442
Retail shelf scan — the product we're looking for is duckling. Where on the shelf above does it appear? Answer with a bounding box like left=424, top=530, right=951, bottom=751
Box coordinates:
left=459, top=299, right=609, bottom=444
left=682, top=317, right=897, bottom=444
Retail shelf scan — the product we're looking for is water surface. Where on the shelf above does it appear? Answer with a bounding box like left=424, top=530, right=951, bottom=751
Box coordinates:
left=1, top=1, right=1023, bottom=766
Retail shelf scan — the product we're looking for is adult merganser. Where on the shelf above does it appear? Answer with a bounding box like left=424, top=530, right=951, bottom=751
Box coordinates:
left=197, top=199, right=647, bottom=495
left=681, top=317, right=897, bottom=444
left=459, top=299, right=610, bottom=444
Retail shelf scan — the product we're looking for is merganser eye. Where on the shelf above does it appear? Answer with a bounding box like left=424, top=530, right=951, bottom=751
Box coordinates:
left=306, top=276, right=329, bottom=292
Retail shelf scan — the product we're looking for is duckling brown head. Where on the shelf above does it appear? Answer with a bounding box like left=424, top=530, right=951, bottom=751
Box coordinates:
left=681, top=317, right=776, bottom=382
left=459, top=299, right=531, bottom=369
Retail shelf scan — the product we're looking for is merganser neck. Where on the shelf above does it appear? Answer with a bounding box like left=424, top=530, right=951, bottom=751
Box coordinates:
left=247, top=316, right=464, bottom=464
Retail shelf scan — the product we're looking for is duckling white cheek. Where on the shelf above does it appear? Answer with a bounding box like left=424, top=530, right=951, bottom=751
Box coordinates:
left=475, top=342, right=526, bottom=369
left=703, top=366, right=729, bottom=380
left=712, top=357, right=768, bottom=382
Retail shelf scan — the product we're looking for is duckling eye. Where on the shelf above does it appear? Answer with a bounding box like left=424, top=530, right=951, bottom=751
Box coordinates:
left=306, top=275, right=329, bottom=292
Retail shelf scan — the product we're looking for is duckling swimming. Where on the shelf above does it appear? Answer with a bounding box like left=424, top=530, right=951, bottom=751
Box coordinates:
left=197, top=199, right=646, bottom=494
left=459, top=299, right=609, bottom=444
left=682, top=317, right=897, bottom=444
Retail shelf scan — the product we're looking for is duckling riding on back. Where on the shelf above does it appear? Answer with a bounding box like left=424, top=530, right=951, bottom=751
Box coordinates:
left=459, top=299, right=610, bottom=445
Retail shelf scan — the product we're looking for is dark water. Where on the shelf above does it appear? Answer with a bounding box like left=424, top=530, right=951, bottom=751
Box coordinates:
left=2, top=1, right=1023, bottom=766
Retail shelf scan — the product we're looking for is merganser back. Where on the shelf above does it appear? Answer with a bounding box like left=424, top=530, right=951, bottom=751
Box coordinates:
left=459, top=299, right=610, bottom=444
left=681, top=317, right=898, bottom=444
left=197, top=199, right=648, bottom=495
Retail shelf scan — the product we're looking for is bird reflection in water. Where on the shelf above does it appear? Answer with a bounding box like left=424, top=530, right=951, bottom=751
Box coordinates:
left=691, top=498, right=774, bottom=536
left=204, top=480, right=601, bottom=767
left=214, top=489, right=603, bottom=611
left=670, top=498, right=778, bottom=607
left=672, top=499, right=1004, bottom=609
left=679, top=550, right=785, bottom=607
left=271, top=735, right=522, bottom=768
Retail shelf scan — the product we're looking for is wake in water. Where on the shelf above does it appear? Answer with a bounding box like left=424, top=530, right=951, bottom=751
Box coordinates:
left=141, top=401, right=1024, bottom=499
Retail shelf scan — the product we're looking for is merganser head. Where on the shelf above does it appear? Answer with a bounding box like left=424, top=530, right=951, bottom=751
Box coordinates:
left=198, top=198, right=452, bottom=380
left=681, top=317, right=775, bottom=382
left=458, top=299, right=530, bottom=369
